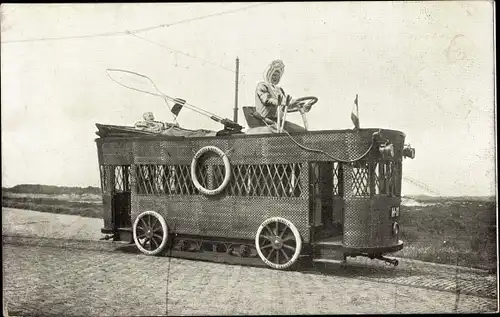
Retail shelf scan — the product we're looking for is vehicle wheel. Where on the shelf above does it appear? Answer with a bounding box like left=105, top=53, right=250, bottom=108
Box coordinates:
left=255, top=217, right=302, bottom=270
left=177, top=239, right=190, bottom=251
left=239, top=244, right=251, bottom=257
left=133, top=210, right=168, bottom=256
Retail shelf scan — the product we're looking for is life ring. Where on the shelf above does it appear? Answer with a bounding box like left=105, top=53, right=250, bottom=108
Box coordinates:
left=191, top=145, right=231, bottom=195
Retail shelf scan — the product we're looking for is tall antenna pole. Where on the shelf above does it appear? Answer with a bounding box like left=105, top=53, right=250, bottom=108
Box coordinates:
left=233, top=57, right=239, bottom=123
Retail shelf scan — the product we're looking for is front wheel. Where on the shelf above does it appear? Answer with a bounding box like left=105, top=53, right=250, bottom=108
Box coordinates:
left=255, top=217, right=302, bottom=270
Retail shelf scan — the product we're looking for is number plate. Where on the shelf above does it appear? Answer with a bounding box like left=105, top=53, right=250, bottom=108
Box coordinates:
left=391, top=206, right=400, bottom=217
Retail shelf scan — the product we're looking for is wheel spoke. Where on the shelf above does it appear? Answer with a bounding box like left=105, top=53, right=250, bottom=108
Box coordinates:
left=260, top=235, right=274, bottom=241
left=275, top=248, right=279, bottom=264
left=136, top=225, right=146, bottom=233
left=282, top=234, right=295, bottom=242
left=151, top=217, right=159, bottom=230
left=264, top=225, right=274, bottom=236
left=153, top=236, right=163, bottom=249
left=282, top=244, right=296, bottom=252
left=150, top=237, right=157, bottom=249
left=260, top=243, right=273, bottom=249
left=153, top=222, right=163, bottom=232
left=279, top=226, right=289, bottom=238
left=280, top=249, right=290, bottom=262
left=140, top=218, right=148, bottom=230
left=275, top=221, right=279, bottom=236
left=153, top=233, right=163, bottom=241
left=138, top=233, right=147, bottom=239
left=143, top=238, right=151, bottom=250
left=266, top=249, right=275, bottom=260
left=153, top=224, right=164, bottom=233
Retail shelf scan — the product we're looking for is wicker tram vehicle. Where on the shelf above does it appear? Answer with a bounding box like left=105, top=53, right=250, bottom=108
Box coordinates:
left=95, top=95, right=416, bottom=270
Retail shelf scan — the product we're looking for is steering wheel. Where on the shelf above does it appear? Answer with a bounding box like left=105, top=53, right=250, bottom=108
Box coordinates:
left=286, top=96, right=318, bottom=113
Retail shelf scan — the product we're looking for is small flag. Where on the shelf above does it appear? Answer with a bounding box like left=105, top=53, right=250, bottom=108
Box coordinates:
left=171, top=98, right=186, bottom=116
left=351, top=94, right=360, bottom=129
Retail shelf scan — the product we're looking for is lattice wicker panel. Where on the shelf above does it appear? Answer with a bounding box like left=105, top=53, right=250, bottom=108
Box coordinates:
left=194, top=164, right=227, bottom=192
left=135, top=163, right=303, bottom=198
left=114, top=165, right=131, bottom=193
left=309, top=162, right=343, bottom=198
left=332, top=162, right=343, bottom=196
left=343, top=160, right=403, bottom=198
left=350, top=161, right=370, bottom=197
left=372, top=160, right=402, bottom=196
left=309, top=163, right=321, bottom=196
left=136, top=164, right=197, bottom=195
left=226, top=163, right=302, bottom=198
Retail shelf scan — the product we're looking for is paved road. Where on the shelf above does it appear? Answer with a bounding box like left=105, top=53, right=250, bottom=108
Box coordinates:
left=2, top=208, right=499, bottom=315
left=3, top=236, right=498, bottom=316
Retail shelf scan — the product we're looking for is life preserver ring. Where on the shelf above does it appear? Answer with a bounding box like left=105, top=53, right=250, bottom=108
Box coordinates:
left=191, top=146, right=231, bottom=195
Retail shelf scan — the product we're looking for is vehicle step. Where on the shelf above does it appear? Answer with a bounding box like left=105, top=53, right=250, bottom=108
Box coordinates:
left=312, top=241, right=343, bottom=248
left=117, top=227, right=133, bottom=232
left=312, top=235, right=343, bottom=247
left=312, top=258, right=346, bottom=264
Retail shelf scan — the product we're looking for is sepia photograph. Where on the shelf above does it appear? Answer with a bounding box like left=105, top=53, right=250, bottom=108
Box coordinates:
left=1, top=1, right=497, bottom=315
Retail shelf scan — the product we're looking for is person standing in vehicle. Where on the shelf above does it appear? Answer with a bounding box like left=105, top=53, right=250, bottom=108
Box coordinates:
left=255, top=59, right=304, bottom=132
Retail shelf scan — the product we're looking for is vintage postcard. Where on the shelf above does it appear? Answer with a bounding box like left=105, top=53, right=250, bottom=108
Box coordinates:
left=1, top=2, right=497, bottom=315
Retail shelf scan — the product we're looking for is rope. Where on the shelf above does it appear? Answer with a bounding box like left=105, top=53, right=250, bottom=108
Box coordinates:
left=261, top=119, right=375, bottom=163
left=106, top=68, right=223, bottom=120
left=282, top=129, right=375, bottom=163
left=106, top=68, right=180, bottom=125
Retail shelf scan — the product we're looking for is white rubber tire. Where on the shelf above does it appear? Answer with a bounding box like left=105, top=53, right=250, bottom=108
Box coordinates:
left=133, top=210, right=169, bottom=256
left=191, top=145, right=231, bottom=195
left=255, top=217, right=302, bottom=270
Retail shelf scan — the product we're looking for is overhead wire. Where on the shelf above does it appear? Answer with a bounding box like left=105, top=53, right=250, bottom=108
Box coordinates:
left=1, top=29, right=126, bottom=44
left=1, top=3, right=272, bottom=44
left=402, top=176, right=441, bottom=196
left=2, top=2, right=260, bottom=90
left=128, top=3, right=272, bottom=34
left=126, top=31, right=235, bottom=73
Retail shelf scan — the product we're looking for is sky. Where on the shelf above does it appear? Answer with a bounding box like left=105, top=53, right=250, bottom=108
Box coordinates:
left=1, top=2, right=496, bottom=196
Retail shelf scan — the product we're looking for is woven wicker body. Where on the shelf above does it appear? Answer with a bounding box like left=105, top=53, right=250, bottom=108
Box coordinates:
left=96, top=124, right=408, bottom=267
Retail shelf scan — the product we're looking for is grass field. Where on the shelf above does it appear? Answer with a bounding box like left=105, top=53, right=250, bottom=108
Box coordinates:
left=395, top=199, right=496, bottom=270
left=2, top=190, right=496, bottom=270
left=2, top=192, right=102, bottom=218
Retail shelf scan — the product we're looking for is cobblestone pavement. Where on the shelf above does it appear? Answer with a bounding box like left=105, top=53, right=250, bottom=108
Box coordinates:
left=3, top=236, right=498, bottom=316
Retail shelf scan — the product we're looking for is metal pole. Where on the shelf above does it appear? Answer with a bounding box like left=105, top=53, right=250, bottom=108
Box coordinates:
left=233, top=57, right=239, bottom=123
left=357, top=94, right=360, bottom=128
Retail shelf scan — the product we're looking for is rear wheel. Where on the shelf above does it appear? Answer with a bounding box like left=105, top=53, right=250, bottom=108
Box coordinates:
left=255, top=217, right=302, bottom=270
left=133, top=210, right=168, bottom=255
